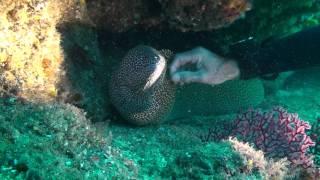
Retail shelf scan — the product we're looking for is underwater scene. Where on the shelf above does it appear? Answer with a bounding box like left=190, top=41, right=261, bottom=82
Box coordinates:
left=2, top=0, right=320, bottom=179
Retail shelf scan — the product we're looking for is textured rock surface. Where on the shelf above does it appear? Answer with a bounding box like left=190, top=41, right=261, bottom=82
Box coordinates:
left=0, top=0, right=99, bottom=103
left=109, top=46, right=175, bottom=125
left=0, top=99, right=136, bottom=179
left=159, top=0, right=252, bottom=32
left=0, top=0, right=66, bottom=102
left=86, top=0, right=159, bottom=32
left=86, top=0, right=252, bottom=32
left=59, top=23, right=110, bottom=122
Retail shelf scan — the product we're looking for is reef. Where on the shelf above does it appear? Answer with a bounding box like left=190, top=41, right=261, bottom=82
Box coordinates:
left=159, top=0, right=252, bottom=32
left=0, top=0, right=110, bottom=120
left=0, top=99, right=137, bottom=179
left=0, top=0, right=66, bottom=102
left=109, top=46, right=175, bottom=125
left=86, top=0, right=155, bottom=32
left=0, top=0, right=93, bottom=102
left=85, top=0, right=252, bottom=32
left=209, top=0, right=320, bottom=52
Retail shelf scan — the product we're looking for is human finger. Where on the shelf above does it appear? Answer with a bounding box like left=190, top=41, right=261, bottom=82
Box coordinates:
left=170, top=51, right=202, bottom=75
left=171, top=70, right=206, bottom=84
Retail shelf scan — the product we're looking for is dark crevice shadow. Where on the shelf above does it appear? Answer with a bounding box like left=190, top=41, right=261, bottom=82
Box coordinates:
left=57, top=23, right=111, bottom=122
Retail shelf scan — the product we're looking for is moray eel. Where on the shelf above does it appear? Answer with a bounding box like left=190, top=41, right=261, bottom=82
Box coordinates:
left=109, top=45, right=175, bottom=126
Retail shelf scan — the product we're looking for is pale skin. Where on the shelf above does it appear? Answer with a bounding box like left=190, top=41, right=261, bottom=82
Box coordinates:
left=170, top=47, right=240, bottom=86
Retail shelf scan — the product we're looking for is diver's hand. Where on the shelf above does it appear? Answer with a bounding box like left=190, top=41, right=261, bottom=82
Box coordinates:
left=170, top=47, right=240, bottom=85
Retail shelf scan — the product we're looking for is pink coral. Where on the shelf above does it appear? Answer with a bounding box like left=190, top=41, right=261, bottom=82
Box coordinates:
left=232, top=107, right=315, bottom=169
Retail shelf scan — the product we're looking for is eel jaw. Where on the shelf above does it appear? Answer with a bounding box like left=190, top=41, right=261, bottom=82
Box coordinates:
left=143, top=54, right=166, bottom=91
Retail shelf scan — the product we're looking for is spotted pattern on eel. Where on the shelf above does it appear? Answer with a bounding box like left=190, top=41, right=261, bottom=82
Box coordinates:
left=109, top=45, right=175, bottom=126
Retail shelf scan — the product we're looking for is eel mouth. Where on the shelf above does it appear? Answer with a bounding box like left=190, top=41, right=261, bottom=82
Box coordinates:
left=143, top=54, right=166, bottom=91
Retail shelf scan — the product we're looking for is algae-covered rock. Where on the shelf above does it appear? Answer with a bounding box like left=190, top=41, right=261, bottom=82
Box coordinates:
left=162, top=142, right=245, bottom=179
left=0, top=0, right=65, bottom=102
left=86, top=0, right=252, bottom=32
left=159, top=0, right=252, bottom=32
left=0, top=98, right=137, bottom=179
left=0, top=0, right=92, bottom=103
left=110, top=118, right=261, bottom=179
left=211, top=0, right=320, bottom=52
left=59, top=23, right=110, bottom=122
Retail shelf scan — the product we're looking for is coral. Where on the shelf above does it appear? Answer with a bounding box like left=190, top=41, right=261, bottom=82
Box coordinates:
left=159, top=0, right=252, bottom=32
left=311, top=118, right=320, bottom=163
left=233, top=107, right=315, bottom=169
left=229, top=137, right=289, bottom=179
left=161, top=141, right=245, bottom=179
left=86, top=0, right=157, bottom=32
left=85, top=0, right=252, bottom=32
left=109, top=45, right=175, bottom=125
left=0, top=0, right=67, bottom=102
left=200, top=107, right=320, bottom=178
left=0, top=98, right=137, bottom=179
left=58, top=0, right=93, bottom=24
left=0, top=0, right=94, bottom=103
left=199, top=119, right=235, bottom=142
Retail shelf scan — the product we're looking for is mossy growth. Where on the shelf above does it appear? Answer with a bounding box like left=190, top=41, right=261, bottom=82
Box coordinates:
left=0, top=97, right=136, bottom=179
left=0, top=0, right=65, bottom=102
left=0, top=0, right=89, bottom=102
left=247, top=0, right=320, bottom=40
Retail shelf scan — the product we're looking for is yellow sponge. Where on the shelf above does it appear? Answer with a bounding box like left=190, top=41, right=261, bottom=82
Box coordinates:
left=0, top=0, right=75, bottom=102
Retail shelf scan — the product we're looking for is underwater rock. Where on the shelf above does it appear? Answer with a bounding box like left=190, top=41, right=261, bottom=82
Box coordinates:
left=86, top=0, right=159, bottom=32
left=59, top=23, right=110, bottom=122
left=0, top=99, right=135, bottom=179
left=0, top=0, right=67, bottom=102
left=159, top=0, right=252, bottom=32
left=109, top=45, right=175, bottom=125
left=161, top=142, right=244, bottom=178
left=85, top=0, right=252, bottom=32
